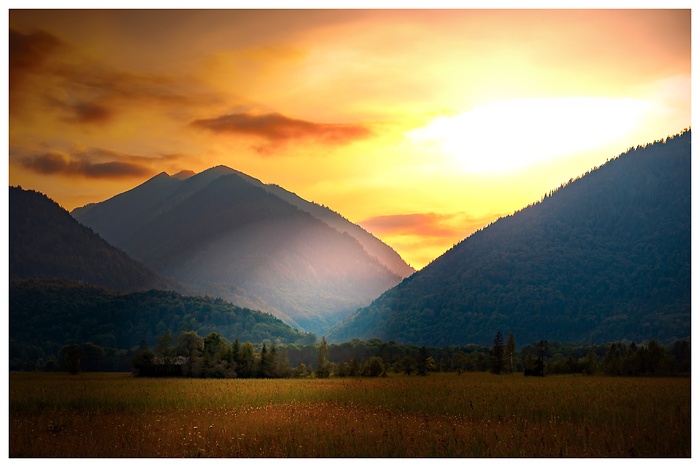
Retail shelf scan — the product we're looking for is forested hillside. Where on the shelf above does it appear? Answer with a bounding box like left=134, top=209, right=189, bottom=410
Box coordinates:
left=329, top=130, right=691, bottom=346
left=9, top=186, right=174, bottom=292
left=9, top=279, right=316, bottom=370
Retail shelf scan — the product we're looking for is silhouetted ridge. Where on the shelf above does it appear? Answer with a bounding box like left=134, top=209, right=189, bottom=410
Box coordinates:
left=9, top=186, right=174, bottom=292
left=71, top=166, right=412, bottom=335
left=328, top=129, right=691, bottom=346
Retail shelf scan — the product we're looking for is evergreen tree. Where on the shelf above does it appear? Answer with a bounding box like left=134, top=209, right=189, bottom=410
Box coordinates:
left=315, top=336, right=330, bottom=378
left=258, top=343, right=271, bottom=378
left=602, top=343, right=622, bottom=375
left=232, top=338, right=241, bottom=369
left=504, top=332, right=517, bottom=373
left=491, top=331, right=505, bottom=374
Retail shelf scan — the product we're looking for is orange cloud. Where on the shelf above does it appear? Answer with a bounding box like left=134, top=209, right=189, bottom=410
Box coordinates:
left=360, top=211, right=504, bottom=242
left=190, top=112, right=372, bottom=153
left=360, top=211, right=504, bottom=269
left=361, top=213, right=458, bottom=238
left=18, top=149, right=154, bottom=179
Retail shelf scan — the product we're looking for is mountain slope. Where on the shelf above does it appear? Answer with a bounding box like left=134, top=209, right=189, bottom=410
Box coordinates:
left=9, top=186, right=174, bottom=292
left=72, top=167, right=409, bottom=335
left=328, top=130, right=691, bottom=346
left=262, top=184, right=415, bottom=277
left=10, top=278, right=315, bottom=363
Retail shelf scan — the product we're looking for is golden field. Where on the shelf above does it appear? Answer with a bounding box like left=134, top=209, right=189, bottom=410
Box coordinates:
left=9, top=372, right=690, bottom=457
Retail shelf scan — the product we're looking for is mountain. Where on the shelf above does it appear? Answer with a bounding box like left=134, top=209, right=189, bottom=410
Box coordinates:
left=328, top=130, right=691, bottom=346
left=10, top=278, right=316, bottom=366
left=72, top=166, right=411, bottom=335
left=9, top=186, right=174, bottom=292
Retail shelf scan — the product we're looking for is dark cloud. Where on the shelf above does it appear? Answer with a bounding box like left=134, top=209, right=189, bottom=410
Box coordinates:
left=18, top=150, right=153, bottom=179
left=67, top=101, right=113, bottom=124
left=9, top=28, right=63, bottom=83
left=191, top=112, right=372, bottom=151
left=9, top=27, right=213, bottom=122
left=9, top=28, right=64, bottom=113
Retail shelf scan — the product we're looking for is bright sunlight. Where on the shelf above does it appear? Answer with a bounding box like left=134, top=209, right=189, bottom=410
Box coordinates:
left=408, top=97, right=657, bottom=173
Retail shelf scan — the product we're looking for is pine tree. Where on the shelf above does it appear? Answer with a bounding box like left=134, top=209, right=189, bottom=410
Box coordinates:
left=491, top=331, right=504, bottom=374
left=504, top=332, right=516, bottom=374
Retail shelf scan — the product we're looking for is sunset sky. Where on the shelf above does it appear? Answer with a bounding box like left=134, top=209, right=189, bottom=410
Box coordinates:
left=7, top=7, right=692, bottom=269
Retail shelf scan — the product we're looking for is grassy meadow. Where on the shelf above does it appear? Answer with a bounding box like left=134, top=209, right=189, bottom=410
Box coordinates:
left=9, top=371, right=690, bottom=457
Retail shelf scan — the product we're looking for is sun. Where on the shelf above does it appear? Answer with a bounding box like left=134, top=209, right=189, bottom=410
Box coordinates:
left=408, top=97, right=656, bottom=173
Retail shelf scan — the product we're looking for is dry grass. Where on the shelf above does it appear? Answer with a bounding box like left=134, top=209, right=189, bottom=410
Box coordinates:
left=9, top=372, right=690, bottom=457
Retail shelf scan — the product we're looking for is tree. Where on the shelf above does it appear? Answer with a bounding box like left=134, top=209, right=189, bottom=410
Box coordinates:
left=59, top=344, right=83, bottom=374
left=275, top=345, right=290, bottom=378
left=417, top=346, right=430, bottom=376
left=237, top=342, right=256, bottom=378
left=315, top=336, right=330, bottom=378
left=602, top=343, right=622, bottom=375
left=362, top=356, right=385, bottom=377
left=400, top=356, right=417, bottom=375
left=504, top=332, right=517, bottom=374
left=452, top=351, right=468, bottom=374
left=176, top=331, right=204, bottom=377
left=524, top=340, right=547, bottom=376
left=580, top=346, right=598, bottom=375
left=490, top=331, right=505, bottom=374
left=348, top=358, right=361, bottom=377
left=155, top=330, right=174, bottom=359
left=257, top=343, right=276, bottom=378
left=232, top=338, right=241, bottom=369
left=131, top=348, right=155, bottom=376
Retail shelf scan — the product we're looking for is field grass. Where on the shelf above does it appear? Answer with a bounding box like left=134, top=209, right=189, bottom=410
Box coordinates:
left=9, top=372, right=690, bottom=457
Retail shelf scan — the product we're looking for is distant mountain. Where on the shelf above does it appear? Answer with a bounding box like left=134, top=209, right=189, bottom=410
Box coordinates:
left=9, top=186, right=174, bottom=292
left=328, top=130, right=691, bottom=346
left=72, top=166, right=411, bottom=335
left=10, top=278, right=316, bottom=364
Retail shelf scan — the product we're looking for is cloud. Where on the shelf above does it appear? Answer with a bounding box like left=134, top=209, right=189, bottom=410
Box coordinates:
left=18, top=149, right=154, bottom=179
left=190, top=112, right=372, bottom=152
left=360, top=211, right=501, bottom=241
left=9, top=27, right=215, bottom=124
left=9, top=28, right=63, bottom=83
left=361, top=213, right=458, bottom=239
left=9, top=28, right=64, bottom=113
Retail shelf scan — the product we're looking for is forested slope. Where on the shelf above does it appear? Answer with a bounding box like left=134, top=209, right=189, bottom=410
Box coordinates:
left=329, top=130, right=691, bottom=346
left=9, top=186, right=174, bottom=292
left=9, top=278, right=316, bottom=367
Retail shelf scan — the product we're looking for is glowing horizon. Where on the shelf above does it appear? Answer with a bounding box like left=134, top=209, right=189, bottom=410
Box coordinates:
left=8, top=9, right=691, bottom=269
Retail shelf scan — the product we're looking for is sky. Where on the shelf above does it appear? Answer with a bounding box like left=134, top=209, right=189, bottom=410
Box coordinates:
left=6, top=6, right=692, bottom=269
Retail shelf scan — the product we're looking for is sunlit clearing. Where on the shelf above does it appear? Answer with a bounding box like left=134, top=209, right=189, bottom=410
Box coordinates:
left=408, top=97, right=656, bottom=173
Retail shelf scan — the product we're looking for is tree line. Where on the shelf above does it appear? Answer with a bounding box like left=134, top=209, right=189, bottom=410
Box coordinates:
left=17, top=329, right=689, bottom=378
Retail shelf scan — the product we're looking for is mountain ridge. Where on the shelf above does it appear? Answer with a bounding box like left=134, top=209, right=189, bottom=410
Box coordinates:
left=72, top=166, right=412, bottom=335
left=9, top=186, right=176, bottom=293
left=328, top=130, right=691, bottom=346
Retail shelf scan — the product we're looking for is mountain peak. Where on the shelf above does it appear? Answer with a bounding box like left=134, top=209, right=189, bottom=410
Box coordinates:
left=172, top=170, right=196, bottom=180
